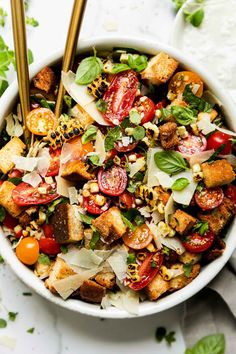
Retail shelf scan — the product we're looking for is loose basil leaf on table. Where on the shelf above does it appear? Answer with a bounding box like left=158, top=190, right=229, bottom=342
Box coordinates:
left=154, top=151, right=188, bottom=175
left=185, top=333, right=225, bottom=354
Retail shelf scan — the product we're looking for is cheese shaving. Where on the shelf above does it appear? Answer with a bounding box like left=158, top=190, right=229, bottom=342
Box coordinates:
left=55, top=176, right=74, bottom=197
left=37, top=147, right=51, bottom=176
left=189, top=149, right=215, bottom=167
left=22, top=171, right=42, bottom=187
left=107, top=247, right=128, bottom=281
left=5, top=113, right=23, bottom=137
left=94, top=130, right=106, bottom=164
left=197, top=115, right=216, bottom=134
left=147, top=147, right=162, bottom=187
left=220, top=154, right=236, bottom=166
left=101, top=290, right=139, bottom=315
left=68, top=186, right=78, bottom=204
left=12, top=156, right=38, bottom=172
left=164, top=194, right=175, bottom=224
left=83, top=101, right=110, bottom=126
left=59, top=248, right=103, bottom=269
left=128, top=157, right=146, bottom=178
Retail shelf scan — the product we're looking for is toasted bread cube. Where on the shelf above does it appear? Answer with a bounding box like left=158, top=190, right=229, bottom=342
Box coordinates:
left=0, top=181, right=24, bottom=217
left=51, top=204, right=84, bottom=243
left=155, top=186, right=171, bottom=205
left=95, top=271, right=116, bottom=289
left=169, top=264, right=200, bottom=291
left=45, top=257, right=76, bottom=293
left=33, top=66, right=56, bottom=93
left=179, top=251, right=201, bottom=265
left=145, top=274, right=170, bottom=301
left=61, top=160, right=95, bottom=181
left=92, top=206, right=127, bottom=244
left=79, top=279, right=106, bottom=303
left=198, top=197, right=234, bottom=236
left=0, top=137, right=25, bottom=174
left=170, top=209, right=197, bottom=236
left=141, top=52, right=178, bottom=86
left=159, top=122, right=179, bottom=150
left=201, top=160, right=235, bottom=188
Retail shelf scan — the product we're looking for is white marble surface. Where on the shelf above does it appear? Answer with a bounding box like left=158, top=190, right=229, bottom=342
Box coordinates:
left=0, top=1, right=185, bottom=353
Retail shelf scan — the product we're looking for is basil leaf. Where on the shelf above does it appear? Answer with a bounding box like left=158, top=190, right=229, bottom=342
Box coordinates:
left=160, top=108, right=171, bottom=121
left=134, top=214, right=145, bottom=226
left=96, top=99, right=107, bottom=113
left=130, top=111, right=141, bottom=125
left=185, top=333, right=225, bottom=354
left=171, top=105, right=197, bottom=125
left=127, top=54, right=148, bottom=72
left=27, top=49, right=34, bottom=65
left=105, top=126, right=121, bottom=151
left=171, top=177, right=190, bottom=191
left=63, top=95, right=72, bottom=109
left=90, top=231, right=100, bottom=250
left=133, top=126, right=145, bottom=141
left=26, top=16, right=39, bottom=27
left=0, top=319, right=7, bottom=328
left=38, top=253, right=51, bottom=265
left=60, top=245, right=68, bottom=254
left=172, top=0, right=186, bottom=11
left=165, top=331, right=176, bottom=346
left=76, top=56, right=103, bottom=85
left=127, top=253, right=136, bottom=264
left=88, top=155, right=102, bottom=166
left=154, top=151, right=188, bottom=175
left=112, top=63, right=130, bottom=74
left=27, top=327, right=35, bottom=334
left=0, top=79, right=8, bottom=96
left=184, top=8, right=204, bottom=27
left=81, top=125, right=97, bottom=144
left=183, top=85, right=212, bottom=112
left=183, top=263, right=193, bottom=277
left=79, top=212, right=94, bottom=225
left=0, top=206, right=5, bottom=222
left=0, top=254, right=4, bottom=264
left=193, top=221, right=209, bottom=236
left=121, top=118, right=131, bottom=129
left=8, top=177, right=22, bottom=185
left=121, top=214, right=136, bottom=231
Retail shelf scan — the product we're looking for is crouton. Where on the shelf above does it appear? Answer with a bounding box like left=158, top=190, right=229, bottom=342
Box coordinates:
left=51, top=204, right=84, bottom=243
left=169, top=263, right=200, bottom=291
left=198, top=197, right=234, bottom=236
left=0, top=181, right=24, bottom=217
left=170, top=209, right=197, bottom=236
left=159, top=122, right=179, bottom=150
left=18, top=212, right=31, bottom=227
left=203, top=237, right=226, bottom=263
left=45, top=257, right=76, bottom=293
left=179, top=251, right=201, bottom=265
left=79, top=279, right=106, bottom=303
left=61, top=160, right=95, bottom=181
left=145, top=273, right=170, bottom=301
left=155, top=186, right=171, bottom=205
left=168, top=99, right=188, bottom=108
left=0, top=137, right=25, bottom=174
left=141, top=52, right=178, bottom=86
left=92, top=206, right=127, bottom=244
left=95, top=271, right=116, bottom=289
left=34, top=261, right=52, bottom=279
left=201, top=160, right=235, bottom=188
left=33, top=66, right=56, bottom=93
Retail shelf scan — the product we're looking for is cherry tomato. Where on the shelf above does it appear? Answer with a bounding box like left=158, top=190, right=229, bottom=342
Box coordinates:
left=168, top=71, right=203, bottom=98
left=177, top=134, right=207, bottom=157
left=103, top=70, right=139, bottom=125
left=207, top=131, right=232, bottom=155
left=195, top=187, right=224, bottom=210
left=225, top=184, right=236, bottom=207
left=12, top=182, right=59, bottom=206
left=42, top=223, right=54, bottom=238
left=26, top=108, right=57, bottom=136
left=133, top=96, right=155, bottom=124
left=156, top=99, right=167, bottom=110
left=83, top=196, right=110, bottom=215
left=114, top=141, right=138, bottom=153
left=98, top=166, right=128, bottom=196
left=182, top=230, right=215, bottom=253
left=129, top=252, right=163, bottom=291
left=46, top=148, right=61, bottom=177
left=8, top=169, right=23, bottom=179
left=123, top=224, right=153, bottom=250
left=14, top=229, right=23, bottom=239
left=119, top=191, right=135, bottom=209
left=0, top=180, right=3, bottom=187
left=16, top=237, right=39, bottom=265
left=39, top=237, right=61, bottom=255
left=2, top=213, right=18, bottom=229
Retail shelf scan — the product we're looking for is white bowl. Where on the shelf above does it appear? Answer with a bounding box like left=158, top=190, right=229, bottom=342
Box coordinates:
left=0, top=36, right=236, bottom=319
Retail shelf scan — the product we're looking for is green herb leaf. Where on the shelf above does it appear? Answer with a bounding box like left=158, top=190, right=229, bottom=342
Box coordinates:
left=8, top=312, right=18, bottom=321
left=134, top=214, right=145, bottom=226
left=185, top=333, right=225, bottom=354
left=184, top=8, right=204, bottom=27
left=127, top=253, right=136, bottom=264
left=0, top=319, right=7, bottom=328
left=183, top=263, right=193, bottom=277
left=8, top=177, right=22, bottom=185
left=154, top=151, right=188, bottom=175
left=193, top=221, right=209, bottom=236
left=127, top=54, right=148, bottom=72
left=112, top=63, right=130, bottom=74
left=0, top=254, right=4, bottom=264
left=60, top=245, right=68, bottom=254
left=79, top=212, right=94, bottom=225
left=172, top=0, right=186, bottom=11
left=121, top=118, right=131, bottom=129
left=96, top=99, right=108, bottom=113
left=165, top=331, right=176, bottom=346
left=28, top=49, right=34, bottom=65
left=0, top=7, right=7, bottom=27
left=105, top=126, right=121, bottom=151
left=38, top=253, right=50, bottom=266
left=45, top=197, right=68, bottom=221
left=88, top=155, right=102, bottom=166
left=183, top=85, right=212, bottom=112
left=133, top=126, right=145, bottom=141
left=81, top=125, right=97, bottom=144
left=130, top=110, right=142, bottom=125
left=76, top=53, right=103, bottom=85
left=151, top=261, right=157, bottom=268
left=64, top=95, right=72, bottom=108
left=90, top=231, right=100, bottom=250
left=121, top=214, right=135, bottom=231
left=0, top=206, right=5, bottom=222
left=160, top=108, right=172, bottom=121
left=22, top=292, right=32, bottom=296
left=27, top=327, right=35, bottom=334
left=171, top=177, right=190, bottom=191
left=26, top=16, right=39, bottom=27
left=171, top=105, right=197, bottom=125
left=155, top=327, right=167, bottom=342
left=0, top=79, right=8, bottom=96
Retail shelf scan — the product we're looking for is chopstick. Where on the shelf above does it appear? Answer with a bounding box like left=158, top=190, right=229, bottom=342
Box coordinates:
left=10, top=0, right=31, bottom=145
left=54, top=0, right=87, bottom=119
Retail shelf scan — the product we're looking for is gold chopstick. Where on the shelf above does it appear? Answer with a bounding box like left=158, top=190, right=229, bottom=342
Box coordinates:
left=10, top=0, right=31, bottom=145
left=54, top=0, right=87, bottom=119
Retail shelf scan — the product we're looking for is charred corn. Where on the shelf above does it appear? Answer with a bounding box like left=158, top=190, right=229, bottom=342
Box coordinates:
left=87, top=73, right=109, bottom=99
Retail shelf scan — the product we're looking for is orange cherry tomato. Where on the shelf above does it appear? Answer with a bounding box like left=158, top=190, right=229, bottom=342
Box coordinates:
left=16, top=237, right=39, bottom=265
left=122, top=224, right=153, bottom=250
left=26, top=108, right=57, bottom=136
left=168, top=71, right=204, bottom=98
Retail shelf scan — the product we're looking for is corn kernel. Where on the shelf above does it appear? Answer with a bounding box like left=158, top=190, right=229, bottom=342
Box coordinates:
left=30, top=221, right=39, bottom=230
left=177, top=126, right=188, bottom=139
left=190, top=123, right=199, bottom=136
left=125, top=127, right=134, bottom=136
left=146, top=243, right=156, bottom=252
left=128, top=154, right=137, bottom=162
left=94, top=194, right=106, bottom=206
left=14, top=225, right=22, bottom=234
left=155, top=109, right=162, bottom=119
left=82, top=189, right=90, bottom=197
left=193, top=171, right=204, bottom=182
left=89, top=182, right=99, bottom=194
left=44, top=176, right=53, bottom=185
left=22, top=230, right=29, bottom=237
left=157, top=202, right=165, bottom=214
left=38, top=187, right=47, bottom=195
left=37, top=211, right=46, bottom=225
left=192, top=163, right=201, bottom=173
left=167, top=90, right=176, bottom=101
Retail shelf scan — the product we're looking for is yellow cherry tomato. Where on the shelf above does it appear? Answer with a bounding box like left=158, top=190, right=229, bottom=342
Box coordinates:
left=26, top=108, right=57, bottom=136
left=16, top=237, right=39, bottom=265
left=168, top=71, right=204, bottom=99
left=122, top=224, right=153, bottom=250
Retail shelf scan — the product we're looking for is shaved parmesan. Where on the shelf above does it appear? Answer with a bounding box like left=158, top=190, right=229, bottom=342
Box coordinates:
left=164, top=194, right=175, bottom=224
left=107, top=247, right=128, bottom=281
left=151, top=210, right=163, bottom=224
left=216, top=125, right=236, bottom=137
left=192, top=84, right=200, bottom=95
left=197, top=115, right=215, bottom=134
left=59, top=248, right=103, bottom=269
left=68, top=186, right=78, bottom=204
left=83, top=101, right=110, bottom=126
left=155, top=171, right=173, bottom=189
left=121, top=136, right=131, bottom=147
left=147, top=147, right=162, bottom=187
left=94, top=130, right=106, bottom=164
left=189, top=149, right=214, bottom=167
left=22, top=171, right=42, bottom=187
left=5, top=113, right=23, bottom=137
left=129, top=157, right=146, bottom=178
left=55, top=176, right=74, bottom=197
left=101, top=290, right=139, bottom=315
left=0, top=336, right=16, bottom=350
left=37, top=147, right=51, bottom=176
left=138, top=206, right=151, bottom=218
left=12, top=156, right=38, bottom=172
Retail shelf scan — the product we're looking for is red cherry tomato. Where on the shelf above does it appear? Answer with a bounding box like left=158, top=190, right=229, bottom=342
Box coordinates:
left=225, top=184, right=236, bottom=206
left=39, top=238, right=61, bottom=255
left=46, top=148, right=61, bottom=177
left=2, top=213, right=18, bottom=229
left=42, top=223, right=54, bottom=238
left=103, top=70, right=139, bottom=125
left=0, top=180, right=3, bottom=187
left=12, top=182, right=59, bottom=206
left=83, top=196, right=110, bottom=215
left=8, top=169, right=23, bottom=179
left=119, top=191, right=135, bottom=209
left=177, top=134, right=207, bottom=157
left=156, top=99, right=167, bottom=110
left=207, top=131, right=232, bottom=155
left=114, top=141, right=138, bottom=153
left=182, top=230, right=215, bottom=253
left=98, top=166, right=128, bottom=196
left=129, top=252, right=163, bottom=291
left=133, top=96, right=155, bottom=124
left=195, top=187, right=224, bottom=211
left=123, top=224, right=153, bottom=250
left=15, top=229, right=23, bottom=239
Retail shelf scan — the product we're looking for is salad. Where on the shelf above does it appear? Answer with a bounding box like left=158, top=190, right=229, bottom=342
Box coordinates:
left=0, top=47, right=235, bottom=314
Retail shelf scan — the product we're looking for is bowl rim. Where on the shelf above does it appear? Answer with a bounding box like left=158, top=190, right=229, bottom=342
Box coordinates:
left=0, top=35, right=236, bottom=319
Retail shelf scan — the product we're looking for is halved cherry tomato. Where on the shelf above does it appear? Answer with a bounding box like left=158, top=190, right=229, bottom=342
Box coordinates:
left=133, top=96, right=155, bottom=124
left=8, top=169, right=23, bottom=179
left=207, top=131, right=232, bottom=155
left=119, top=191, right=135, bottom=209
left=98, top=166, right=128, bottom=196
left=46, top=148, right=61, bottom=177
left=39, top=237, right=61, bottom=255
left=195, top=187, right=224, bottom=211
left=225, top=184, right=236, bottom=206
left=0, top=180, right=3, bottom=187
left=83, top=196, right=110, bottom=215
left=103, top=70, right=139, bottom=125
left=156, top=99, right=167, bottom=110
left=114, top=141, right=138, bottom=153
left=16, top=237, right=39, bottom=265
left=177, top=134, right=207, bottom=157
left=123, top=224, right=153, bottom=250
left=2, top=213, right=18, bottom=229
left=182, top=230, right=215, bottom=253
left=168, top=71, right=204, bottom=98
left=42, top=223, right=54, bottom=238
left=26, top=108, right=57, bottom=136
left=12, top=182, right=59, bottom=206
left=129, top=252, right=163, bottom=291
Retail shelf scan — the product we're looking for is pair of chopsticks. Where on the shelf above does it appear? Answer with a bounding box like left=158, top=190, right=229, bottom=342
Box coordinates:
left=10, top=0, right=87, bottom=144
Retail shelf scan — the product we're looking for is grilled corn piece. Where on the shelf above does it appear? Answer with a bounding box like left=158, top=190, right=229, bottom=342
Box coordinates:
left=87, top=74, right=109, bottom=99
